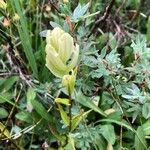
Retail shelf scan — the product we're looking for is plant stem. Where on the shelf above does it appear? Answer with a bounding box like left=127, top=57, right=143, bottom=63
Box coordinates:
left=68, top=89, right=72, bottom=132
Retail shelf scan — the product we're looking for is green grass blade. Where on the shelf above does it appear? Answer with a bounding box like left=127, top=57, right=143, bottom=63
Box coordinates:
left=147, top=16, right=150, bottom=42
left=10, top=0, right=38, bottom=77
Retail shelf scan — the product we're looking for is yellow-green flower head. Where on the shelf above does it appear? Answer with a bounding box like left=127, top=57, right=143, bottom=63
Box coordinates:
left=45, top=27, right=79, bottom=78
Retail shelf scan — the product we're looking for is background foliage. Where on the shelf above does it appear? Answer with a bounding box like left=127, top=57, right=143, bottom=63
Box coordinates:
left=0, top=0, right=150, bottom=149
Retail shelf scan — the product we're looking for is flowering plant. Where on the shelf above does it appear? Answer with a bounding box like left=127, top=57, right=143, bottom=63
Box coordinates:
left=45, top=27, right=79, bottom=78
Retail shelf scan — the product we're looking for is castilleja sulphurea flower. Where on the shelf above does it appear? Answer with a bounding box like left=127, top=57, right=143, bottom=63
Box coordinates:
left=45, top=27, right=79, bottom=78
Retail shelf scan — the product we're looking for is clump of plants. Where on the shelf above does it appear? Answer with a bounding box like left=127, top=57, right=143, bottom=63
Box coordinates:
left=0, top=0, right=150, bottom=150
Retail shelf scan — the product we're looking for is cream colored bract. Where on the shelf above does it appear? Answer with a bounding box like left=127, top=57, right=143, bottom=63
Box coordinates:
left=45, top=27, right=79, bottom=78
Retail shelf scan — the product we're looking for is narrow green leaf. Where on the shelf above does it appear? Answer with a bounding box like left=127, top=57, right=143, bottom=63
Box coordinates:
left=142, top=103, right=150, bottom=119
left=0, top=94, right=17, bottom=107
left=26, top=87, right=36, bottom=112
left=147, top=16, right=150, bottom=42
left=55, top=98, right=70, bottom=106
left=100, top=124, right=116, bottom=145
left=142, top=120, right=150, bottom=136
left=0, top=122, right=10, bottom=139
left=0, top=76, right=18, bottom=93
left=64, top=136, right=76, bottom=150
left=0, top=92, right=12, bottom=103
left=15, top=111, right=33, bottom=124
left=0, top=78, right=6, bottom=87
left=71, top=110, right=90, bottom=131
left=10, top=0, right=38, bottom=77
left=31, top=99, right=52, bottom=122
left=94, top=135, right=106, bottom=150
left=99, top=119, right=135, bottom=132
left=76, top=92, right=107, bottom=117
left=27, top=87, right=36, bottom=102
left=57, top=104, right=69, bottom=126
left=135, top=126, right=147, bottom=150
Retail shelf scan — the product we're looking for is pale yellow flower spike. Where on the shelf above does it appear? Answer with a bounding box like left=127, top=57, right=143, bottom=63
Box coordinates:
left=45, top=27, right=79, bottom=78
left=0, top=0, right=7, bottom=10
left=63, top=0, right=69, bottom=3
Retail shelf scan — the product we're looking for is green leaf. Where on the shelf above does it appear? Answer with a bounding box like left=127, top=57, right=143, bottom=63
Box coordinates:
left=76, top=92, right=107, bottom=117
left=94, top=135, right=106, bottom=150
left=142, top=120, right=150, bottom=136
left=100, top=124, right=116, bottom=145
left=0, top=94, right=18, bottom=107
left=0, top=76, right=18, bottom=93
left=0, top=78, right=6, bottom=87
left=135, top=126, right=147, bottom=150
left=0, top=92, right=12, bottom=103
left=131, top=35, right=147, bottom=56
left=50, top=21, right=62, bottom=29
left=55, top=98, right=70, bottom=106
left=0, top=122, right=10, bottom=139
left=31, top=98, right=52, bottom=122
left=0, top=107, right=8, bottom=119
left=146, top=16, right=150, bottom=42
left=99, top=119, right=135, bottom=132
left=64, top=136, right=76, bottom=150
left=27, top=87, right=36, bottom=112
left=27, top=87, right=36, bottom=102
left=57, top=104, right=69, bottom=126
left=15, top=111, right=33, bottom=124
left=109, top=33, right=118, bottom=49
left=142, top=103, right=150, bottom=119
left=10, top=0, right=38, bottom=77
left=72, top=3, right=89, bottom=22
left=71, top=110, right=91, bottom=131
